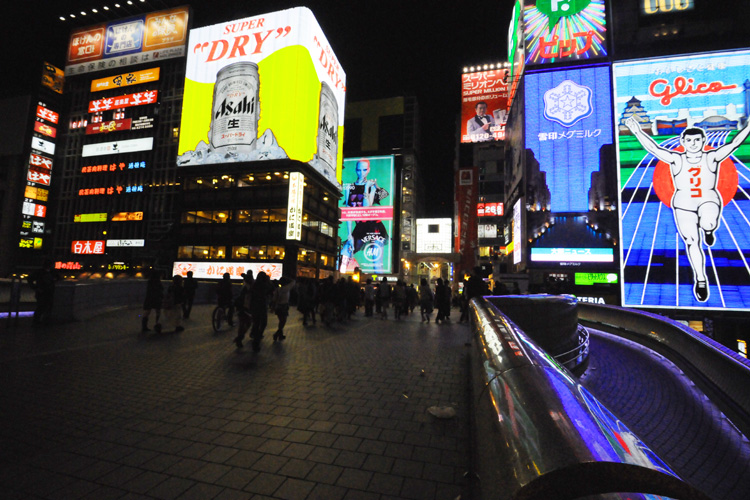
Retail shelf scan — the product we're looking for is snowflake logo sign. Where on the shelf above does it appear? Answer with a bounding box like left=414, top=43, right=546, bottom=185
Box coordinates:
left=543, top=79, right=593, bottom=127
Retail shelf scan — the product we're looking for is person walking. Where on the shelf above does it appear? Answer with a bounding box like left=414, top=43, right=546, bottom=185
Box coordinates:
left=363, top=278, right=375, bottom=317
left=377, top=277, right=391, bottom=319
left=141, top=271, right=163, bottom=333
left=28, top=260, right=57, bottom=326
left=435, top=278, right=451, bottom=323
left=297, top=280, right=317, bottom=326
left=182, top=271, right=197, bottom=319
left=406, top=284, right=418, bottom=315
left=216, top=272, right=235, bottom=327
left=246, top=271, right=272, bottom=352
left=419, top=278, right=434, bottom=323
left=272, top=276, right=296, bottom=341
left=164, top=275, right=186, bottom=333
left=392, top=280, right=407, bottom=320
left=234, top=272, right=254, bottom=346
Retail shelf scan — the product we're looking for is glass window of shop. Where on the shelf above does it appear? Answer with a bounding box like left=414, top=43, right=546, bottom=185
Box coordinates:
left=234, top=208, right=288, bottom=223
left=182, top=210, right=231, bottom=223
left=184, top=175, right=235, bottom=190
left=298, top=248, right=317, bottom=265
left=177, top=245, right=227, bottom=259
left=237, top=171, right=289, bottom=187
left=231, top=245, right=285, bottom=260
left=302, top=215, right=335, bottom=237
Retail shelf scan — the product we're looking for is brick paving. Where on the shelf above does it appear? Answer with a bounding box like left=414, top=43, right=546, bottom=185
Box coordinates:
left=580, top=329, right=750, bottom=500
left=0, top=305, right=472, bottom=500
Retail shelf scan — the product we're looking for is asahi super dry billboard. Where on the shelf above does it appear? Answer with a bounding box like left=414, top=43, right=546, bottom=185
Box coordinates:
left=177, top=7, right=346, bottom=188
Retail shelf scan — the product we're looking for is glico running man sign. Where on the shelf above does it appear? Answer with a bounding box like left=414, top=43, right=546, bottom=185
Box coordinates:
left=614, top=49, right=750, bottom=310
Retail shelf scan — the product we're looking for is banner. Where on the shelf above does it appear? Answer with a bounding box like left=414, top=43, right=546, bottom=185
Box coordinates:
left=614, top=49, right=750, bottom=310
left=177, top=7, right=346, bottom=188
left=338, top=156, right=394, bottom=274
left=456, top=168, right=479, bottom=275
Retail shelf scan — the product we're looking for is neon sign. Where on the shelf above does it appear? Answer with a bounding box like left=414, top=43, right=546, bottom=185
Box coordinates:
left=642, top=0, right=693, bottom=15
left=71, top=240, right=105, bottom=254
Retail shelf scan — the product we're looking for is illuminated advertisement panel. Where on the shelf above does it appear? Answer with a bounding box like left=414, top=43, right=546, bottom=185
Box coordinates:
left=461, top=69, right=509, bottom=143
left=416, top=218, right=452, bottom=253
left=36, top=105, right=59, bottom=124
left=642, top=0, right=693, bottom=15
left=65, top=6, right=189, bottom=75
left=30, top=153, right=53, bottom=171
left=90, top=68, right=160, bottom=92
left=41, top=62, right=64, bottom=94
left=524, top=0, right=607, bottom=66
left=31, top=137, right=55, bottom=156
left=286, top=172, right=304, bottom=241
left=339, top=156, right=394, bottom=274
left=177, top=7, right=346, bottom=188
left=86, top=119, right=133, bottom=135
left=74, top=213, right=108, bottom=222
left=82, top=137, right=153, bottom=157
left=111, top=212, right=144, bottom=221
left=34, top=122, right=57, bottom=138
left=88, top=90, right=158, bottom=112
left=71, top=240, right=105, bottom=254
left=173, top=261, right=283, bottom=281
left=507, top=0, right=525, bottom=107
left=524, top=64, right=617, bottom=268
left=614, top=49, right=750, bottom=310
left=478, top=202, right=504, bottom=217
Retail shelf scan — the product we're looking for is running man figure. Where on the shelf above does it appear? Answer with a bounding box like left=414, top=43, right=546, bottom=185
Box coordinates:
left=624, top=116, right=750, bottom=302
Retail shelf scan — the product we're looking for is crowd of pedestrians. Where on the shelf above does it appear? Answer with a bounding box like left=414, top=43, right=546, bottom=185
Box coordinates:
left=137, top=268, right=495, bottom=352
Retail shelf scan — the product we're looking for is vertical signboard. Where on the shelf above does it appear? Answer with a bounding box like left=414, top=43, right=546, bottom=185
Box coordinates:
left=524, top=64, right=617, bottom=267
left=461, top=69, right=509, bottom=143
left=339, top=156, right=394, bottom=274
left=614, top=49, right=750, bottom=309
left=286, top=172, right=304, bottom=240
left=456, top=167, right=479, bottom=275
left=177, top=7, right=346, bottom=188
left=65, top=6, right=189, bottom=75
left=524, top=0, right=607, bottom=66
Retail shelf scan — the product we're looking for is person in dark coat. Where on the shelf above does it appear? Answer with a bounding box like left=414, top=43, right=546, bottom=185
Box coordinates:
left=216, top=272, right=235, bottom=326
left=182, top=271, right=197, bottom=319
left=236, top=271, right=272, bottom=352
left=163, top=275, right=186, bottom=333
left=28, top=260, right=58, bottom=326
left=141, top=271, right=163, bottom=333
left=435, top=278, right=451, bottom=323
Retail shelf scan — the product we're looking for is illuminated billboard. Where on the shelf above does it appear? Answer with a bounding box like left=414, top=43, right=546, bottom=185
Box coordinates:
left=90, top=68, right=160, bottom=92
left=65, top=6, right=189, bottom=75
left=339, top=156, right=394, bottom=274
left=614, top=49, right=750, bottom=309
left=461, top=68, right=509, bottom=143
left=177, top=7, right=346, bottom=188
left=456, top=168, right=479, bottom=274
left=416, top=218, right=452, bottom=253
left=173, top=261, right=283, bottom=281
left=478, top=202, right=504, bottom=217
left=524, top=0, right=607, bottom=66
left=524, top=64, right=617, bottom=268
left=642, top=0, right=693, bottom=15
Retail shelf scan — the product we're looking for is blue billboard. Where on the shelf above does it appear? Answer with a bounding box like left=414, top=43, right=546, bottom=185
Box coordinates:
left=614, top=49, right=750, bottom=310
left=524, top=64, right=618, bottom=268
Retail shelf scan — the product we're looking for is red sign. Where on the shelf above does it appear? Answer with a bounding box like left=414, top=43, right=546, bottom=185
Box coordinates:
left=478, top=202, right=504, bottom=217
left=71, top=240, right=105, bottom=255
left=55, top=261, right=82, bottom=270
left=27, top=168, right=51, bottom=186
left=30, top=153, right=53, bottom=171
left=88, top=91, right=158, bottom=113
left=34, top=121, right=57, bottom=138
left=339, top=206, right=394, bottom=221
left=36, top=105, right=59, bottom=124
left=85, top=119, right=133, bottom=135
left=461, top=69, right=509, bottom=143
left=68, top=26, right=106, bottom=63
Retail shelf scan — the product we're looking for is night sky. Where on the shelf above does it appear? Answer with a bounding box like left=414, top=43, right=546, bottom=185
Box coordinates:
left=2, top=1, right=512, bottom=215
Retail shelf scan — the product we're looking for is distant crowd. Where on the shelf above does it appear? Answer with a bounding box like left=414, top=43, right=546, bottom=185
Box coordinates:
left=138, top=267, right=492, bottom=353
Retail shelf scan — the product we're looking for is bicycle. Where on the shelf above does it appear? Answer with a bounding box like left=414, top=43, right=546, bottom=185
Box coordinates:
left=212, top=305, right=233, bottom=333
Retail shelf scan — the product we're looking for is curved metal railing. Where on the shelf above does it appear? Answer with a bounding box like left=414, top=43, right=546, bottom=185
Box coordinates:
left=468, top=296, right=711, bottom=500
left=576, top=302, right=750, bottom=439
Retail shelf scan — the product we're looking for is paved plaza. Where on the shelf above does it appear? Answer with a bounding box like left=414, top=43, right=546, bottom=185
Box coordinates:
left=0, top=305, right=473, bottom=500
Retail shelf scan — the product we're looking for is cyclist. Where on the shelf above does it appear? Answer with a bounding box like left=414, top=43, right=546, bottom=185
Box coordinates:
left=215, top=272, right=235, bottom=327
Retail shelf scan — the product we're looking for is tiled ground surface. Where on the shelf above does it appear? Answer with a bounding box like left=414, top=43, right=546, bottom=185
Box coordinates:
left=0, top=305, right=472, bottom=500
left=580, top=329, right=750, bottom=500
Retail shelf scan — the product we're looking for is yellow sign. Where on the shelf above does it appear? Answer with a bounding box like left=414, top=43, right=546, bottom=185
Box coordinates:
left=90, top=68, right=160, bottom=92
left=24, top=186, right=49, bottom=202
left=111, top=212, right=144, bottom=221
left=74, top=213, right=107, bottom=223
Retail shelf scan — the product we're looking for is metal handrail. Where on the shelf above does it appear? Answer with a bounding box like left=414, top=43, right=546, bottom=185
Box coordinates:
left=468, top=297, right=711, bottom=500
left=553, top=324, right=590, bottom=369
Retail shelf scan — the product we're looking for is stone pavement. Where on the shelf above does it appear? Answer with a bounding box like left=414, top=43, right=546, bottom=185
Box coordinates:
left=0, top=305, right=473, bottom=500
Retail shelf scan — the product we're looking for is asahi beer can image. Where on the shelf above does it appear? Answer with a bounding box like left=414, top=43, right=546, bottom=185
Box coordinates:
left=209, top=62, right=259, bottom=153
left=177, top=7, right=346, bottom=188
left=316, top=81, right=338, bottom=174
